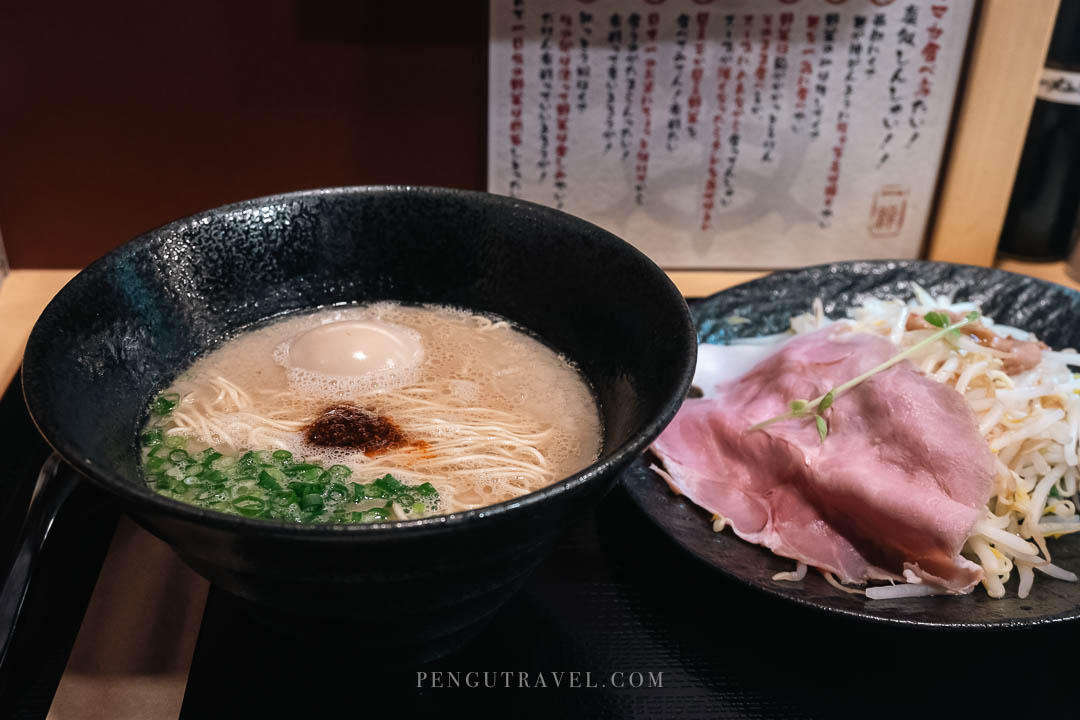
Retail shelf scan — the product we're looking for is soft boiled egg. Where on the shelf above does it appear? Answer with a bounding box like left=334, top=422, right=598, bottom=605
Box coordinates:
left=286, top=320, right=424, bottom=376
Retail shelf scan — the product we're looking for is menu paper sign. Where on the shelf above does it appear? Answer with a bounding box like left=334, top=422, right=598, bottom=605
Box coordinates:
left=488, top=0, right=974, bottom=268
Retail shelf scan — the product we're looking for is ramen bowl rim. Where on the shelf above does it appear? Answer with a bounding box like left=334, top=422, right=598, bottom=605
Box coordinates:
left=22, top=185, right=697, bottom=541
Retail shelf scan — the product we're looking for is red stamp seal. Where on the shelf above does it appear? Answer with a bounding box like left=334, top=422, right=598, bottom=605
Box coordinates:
left=869, top=185, right=909, bottom=238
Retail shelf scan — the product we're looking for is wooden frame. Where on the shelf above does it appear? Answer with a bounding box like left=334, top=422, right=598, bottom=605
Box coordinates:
left=927, top=0, right=1061, bottom=266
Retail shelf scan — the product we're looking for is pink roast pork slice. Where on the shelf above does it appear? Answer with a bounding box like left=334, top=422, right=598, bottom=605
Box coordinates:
left=652, top=325, right=994, bottom=593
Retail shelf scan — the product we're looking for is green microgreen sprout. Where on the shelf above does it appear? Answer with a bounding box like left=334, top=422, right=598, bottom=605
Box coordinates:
left=747, top=310, right=980, bottom=443
left=923, top=311, right=951, bottom=329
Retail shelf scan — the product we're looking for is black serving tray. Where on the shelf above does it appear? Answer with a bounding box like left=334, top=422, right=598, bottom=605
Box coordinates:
left=179, top=482, right=1080, bottom=719
left=0, top=372, right=120, bottom=719
left=4, top=359, right=1080, bottom=718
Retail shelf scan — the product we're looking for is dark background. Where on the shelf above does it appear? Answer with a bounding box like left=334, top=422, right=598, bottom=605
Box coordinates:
left=0, top=0, right=488, bottom=268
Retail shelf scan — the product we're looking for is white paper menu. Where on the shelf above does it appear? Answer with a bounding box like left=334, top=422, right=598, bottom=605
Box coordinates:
left=487, top=0, right=975, bottom=269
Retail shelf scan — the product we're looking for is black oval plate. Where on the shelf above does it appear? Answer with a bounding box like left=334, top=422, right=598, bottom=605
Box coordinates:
left=622, top=260, right=1080, bottom=628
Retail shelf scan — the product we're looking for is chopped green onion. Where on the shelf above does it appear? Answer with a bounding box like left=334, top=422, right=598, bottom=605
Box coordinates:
left=362, top=483, right=389, bottom=499
left=199, top=469, right=227, bottom=487
left=232, top=496, right=266, bottom=516
left=197, top=449, right=223, bottom=465
left=151, top=393, right=180, bottom=416
left=213, top=455, right=236, bottom=470
left=293, top=481, right=324, bottom=498
left=374, top=474, right=404, bottom=493
left=257, top=470, right=282, bottom=493
left=148, top=444, right=440, bottom=525
left=284, top=462, right=320, bottom=477
left=327, top=465, right=352, bottom=480
left=271, top=490, right=298, bottom=507
left=145, top=456, right=167, bottom=472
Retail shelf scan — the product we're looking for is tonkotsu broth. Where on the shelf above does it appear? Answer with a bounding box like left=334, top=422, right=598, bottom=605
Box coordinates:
left=140, top=302, right=603, bottom=523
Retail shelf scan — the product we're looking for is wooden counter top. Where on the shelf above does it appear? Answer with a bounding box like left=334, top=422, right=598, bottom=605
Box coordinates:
left=0, top=270, right=78, bottom=393
left=4, top=262, right=1073, bottom=395
left=4, top=262, right=1077, bottom=394
left=0, top=268, right=773, bottom=395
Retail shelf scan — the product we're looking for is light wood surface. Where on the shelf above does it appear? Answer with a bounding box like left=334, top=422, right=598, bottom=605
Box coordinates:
left=997, top=258, right=1080, bottom=288
left=2, top=265, right=1076, bottom=394
left=927, top=0, right=1060, bottom=266
left=666, top=270, right=767, bottom=298
left=0, top=268, right=768, bottom=394
left=0, top=270, right=78, bottom=392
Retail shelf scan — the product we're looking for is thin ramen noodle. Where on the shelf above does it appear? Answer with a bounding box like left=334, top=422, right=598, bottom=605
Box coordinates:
left=140, top=302, right=603, bottom=524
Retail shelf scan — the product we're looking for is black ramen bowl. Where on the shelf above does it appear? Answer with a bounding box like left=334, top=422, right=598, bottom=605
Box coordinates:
left=21, top=187, right=696, bottom=662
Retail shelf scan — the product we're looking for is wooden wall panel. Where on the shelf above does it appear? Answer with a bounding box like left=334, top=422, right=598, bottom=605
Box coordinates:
left=2, top=1, right=1062, bottom=270
left=926, top=0, right=1060, bottom=265
left=0, top=0, right=487, bottom=268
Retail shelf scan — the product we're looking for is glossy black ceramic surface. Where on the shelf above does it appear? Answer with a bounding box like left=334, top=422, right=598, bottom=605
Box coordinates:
left=21, top=187, right=696, bottom=660
left=623, top=260, right=1080, bottom=628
